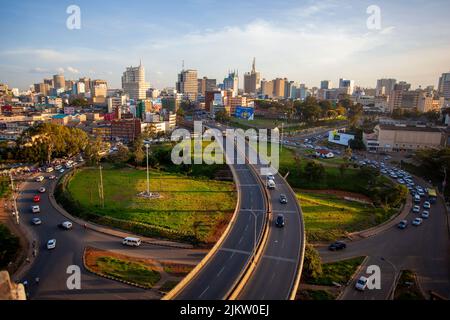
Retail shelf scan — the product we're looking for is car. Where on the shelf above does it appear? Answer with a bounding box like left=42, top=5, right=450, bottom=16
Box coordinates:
left=31, top=218, right=42, bottom=225
left=31, top=205, right=40, bottom=213
left=55, top=165, right=63, bottom=170
left=355, top=276, right=368, bottom=291
left=33, top=195, right=41, bottom=203
left=267, top=179, right=276, bottom=190
left=421, top=211, right=430, bottom=219
left=279, top=194, right=288, bottom=204
left=48, top=175, right=57, bottom=180
left=418, top=190, right=425, bottom=197
left=397, top=220, right=408, bottom=229
left=122, top=237, right=141, bottom=247
left=35, top=176, right=44, bottom=182
left=412, top=217, right=423, bottom=226
left=45, top=167, right=54, bottom=173
left=59, top=169, right=65, bottom=173
left=414, top=195, right=421, bottom=203
left=328, top=241, right=346, bottom=251
left=47, top=239, right=56, bottom=250
left=267, top=175, right=275, bottom=181
left=38, top=187, right=46, bottom=193
left=275, top=214, right=285, bottom=228
left=397, top=179, right=405, bottom=184
left=412, top=205, right=420, bottom=213
left=423, top=201, right=431, bottom=209
left=58, top=221, right=73, bottom=230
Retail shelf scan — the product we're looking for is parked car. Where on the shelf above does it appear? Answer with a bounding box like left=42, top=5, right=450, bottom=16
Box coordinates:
left=58, top=221, right=73, bottom=230
left=328, top=241, right=346, bottom=251
left=33, top=195, right=41, bottom=203
left=59, top=169, right=65, bottom=173
left=412, top=218, right=423, bottom=226
left=47, top=239, right=56, bottom=250
left=38, top=187, right=46, bottom=193
left=279, top=194, right=288, bottom=204
left=48, top=175, right=56, bottom=180
left=122, top=237, right=141, bottom=247
left=31, top=205, right=40, bottom=214
left=397, top=220, right=408, bottom=229
left=355, top=276, right=368, bottom=291
left=423, top=201, right=431, bottom=210
left=414, top=195, right=421, bottom=203
left=275, top=214, right=285, bottom=228
left=421, top=211, right=430, bottom=219
left=31, top=218, right=42, bottom=225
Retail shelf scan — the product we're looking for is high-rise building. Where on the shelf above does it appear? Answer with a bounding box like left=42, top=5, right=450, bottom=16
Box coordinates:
left=273, top=78, right=286, bottom=98
left=339, top=78, right=355, bottom=95
left=122, top=62, right=151, bottom=101
left=53, top=74, right=65, bottom=90
left=72, top=82, right=86, bottom=95
left=260, top=79, right=274, bottom=98
left=320, top=80, right=333, bottom=90
left=223, top=71, right=239, bottom=96
left=34, top=83, right=50, bottom=96
left=376, top=78, right=397, bottom=96
left=197, top=77, right=217, bottom=96
left=176, top=69, right=198, bottom=100
left=91, top=80, right=108, bottom=104
left=43, top=78, right=54, bottom=88
left=78, top=77, right=91, bottom=93
left=244, top=58, right=261, bottom=96
left=438, top=72, right=450, bottom=100
left=284, top=80, right=294, bottom=99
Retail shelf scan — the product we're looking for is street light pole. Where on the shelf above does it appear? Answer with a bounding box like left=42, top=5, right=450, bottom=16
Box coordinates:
left=9, top=171, right=19, bottom=225
left=145, top=143, right=150, bottom=197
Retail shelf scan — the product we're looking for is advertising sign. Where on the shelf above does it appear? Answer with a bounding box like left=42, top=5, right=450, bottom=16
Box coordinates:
left=235, top=106, right=255, bottom=120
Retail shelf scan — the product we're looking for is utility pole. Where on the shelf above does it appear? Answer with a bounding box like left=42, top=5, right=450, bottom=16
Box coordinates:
left=9, top=171, right=19, bottom=225
left=145, top=143, right=150, bottom=197
left=99, top=165, right=104, bottom=208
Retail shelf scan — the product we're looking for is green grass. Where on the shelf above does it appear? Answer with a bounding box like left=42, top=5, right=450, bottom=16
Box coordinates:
left=159, top=280, right=179, bottom=293
left=95, top=256, right=161, bottom=288
left=298, top=289, right=336, bottom=300
left=0, top=224, right=20, bottom=269
left=394, top=270, right=425, bottom=300
left=307, top=256, right=366, bottom=286
left=298, top=192, right=393, bottom=242
left=66, top=166, right=236, bottom=243
left=0, top=177, right=10, bottom=198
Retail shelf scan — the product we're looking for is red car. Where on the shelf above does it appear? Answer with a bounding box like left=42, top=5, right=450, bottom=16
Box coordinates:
left=33, top=195, right=41, bottom=203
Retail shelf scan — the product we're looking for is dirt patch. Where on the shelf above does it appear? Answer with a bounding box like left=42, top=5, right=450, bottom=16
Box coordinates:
left=298, top=189, right=372, bottom=203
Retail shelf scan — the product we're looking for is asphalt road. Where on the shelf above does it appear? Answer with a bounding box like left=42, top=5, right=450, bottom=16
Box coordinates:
left=16, top=171, right=204, bottom=300
left=175, top=135, right=266, bottom=299
left=320, top=185, right=450, bottom=300
left=238, top=142, right=304, bottom=300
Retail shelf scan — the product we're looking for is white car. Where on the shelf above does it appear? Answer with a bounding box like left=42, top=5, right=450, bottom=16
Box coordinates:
left=59, top=221, right=73, bottom=230
left=59, top=169, right=65, bottom=173
left=31, top=218, right=42, bottom=225
left=35, top=176, right=44, bottom=182
left=31, top=205, right=40, bottom=214
left=38, top=187, right=46, bottom=193
left=267, top=175, right=275, bottom=181
left=412, top=205, right=420, bottom=213
left=47, top=239, right=56, bottom=250
left=355, top=276, right=368, bottom=291
left=412, top=218, right=423, bottom=226
left=122, top=237, right=141, bottom=247
left=423, top=201, right=431, bottom=209
left=421, top=211, right=430, bottom=219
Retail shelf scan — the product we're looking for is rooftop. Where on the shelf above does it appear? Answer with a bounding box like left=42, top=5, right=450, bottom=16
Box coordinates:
left=379, top=124, right=442, bottom=133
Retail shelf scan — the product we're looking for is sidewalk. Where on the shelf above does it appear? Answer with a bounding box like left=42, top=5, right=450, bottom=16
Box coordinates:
left=47, top=171, right=194, bottom=249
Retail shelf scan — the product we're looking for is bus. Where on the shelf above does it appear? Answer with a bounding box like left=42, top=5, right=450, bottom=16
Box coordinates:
left=427, top=188, right=437, bottom=204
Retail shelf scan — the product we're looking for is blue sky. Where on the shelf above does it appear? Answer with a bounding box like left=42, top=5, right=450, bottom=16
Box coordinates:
left=1, top=0, right=449, bottom=90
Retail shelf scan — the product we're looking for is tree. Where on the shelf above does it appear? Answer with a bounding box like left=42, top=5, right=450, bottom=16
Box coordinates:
left=303, top=244, right=323, bottom=280
left=215, top=110, right=230, bottom=123
left=108, top=145, right=130, bottom=164
left=132, top=136, right=145, bottom=166
left=347, top=103, right=363, bottom=127
left=84, top=136, right=105, bottom=165
left=304, top=161, right=325, bottom=182
left=339, top=163, right=348, bottom=177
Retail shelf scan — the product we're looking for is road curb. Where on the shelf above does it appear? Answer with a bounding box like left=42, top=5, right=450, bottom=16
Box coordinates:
left=162, top=139, right=243, bottom=300
left=336, top=255, right=369, bottom=300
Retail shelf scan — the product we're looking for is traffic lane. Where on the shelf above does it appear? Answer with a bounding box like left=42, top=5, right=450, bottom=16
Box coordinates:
left=239, top=183, right=302, bottom=300
left=340, top=256, right=396, bottom=300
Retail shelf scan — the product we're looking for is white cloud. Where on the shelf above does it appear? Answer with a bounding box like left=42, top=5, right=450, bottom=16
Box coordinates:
left=66, top=66, right=80, bottom=74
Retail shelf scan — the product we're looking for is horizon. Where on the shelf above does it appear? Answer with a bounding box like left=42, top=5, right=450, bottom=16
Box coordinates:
left=1, top=0, right=450, bottom=90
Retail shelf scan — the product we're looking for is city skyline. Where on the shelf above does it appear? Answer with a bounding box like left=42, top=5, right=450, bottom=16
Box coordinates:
left=1, top=0, right=450, bottom=90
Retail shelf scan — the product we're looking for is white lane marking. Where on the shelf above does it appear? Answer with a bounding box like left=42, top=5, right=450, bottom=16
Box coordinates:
left=217, top=266, right=226, bottom=277
left=199, top=286, right=210, bottom=298
left=220, top=248, right=251, bottom=255
left=262, top=255, right=297, bottom=263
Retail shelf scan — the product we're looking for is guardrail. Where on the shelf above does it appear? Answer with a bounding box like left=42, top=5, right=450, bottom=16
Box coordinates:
left=227, top=159, right=272, bottom=300
left=162, top=137, right=243, bottom=300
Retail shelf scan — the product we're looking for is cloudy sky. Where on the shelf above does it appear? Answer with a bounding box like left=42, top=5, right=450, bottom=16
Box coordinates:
left=1, top=0, right=449, bottom=90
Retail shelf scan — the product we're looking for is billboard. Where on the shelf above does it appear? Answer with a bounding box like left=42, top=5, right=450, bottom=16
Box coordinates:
left=213, top=93, right=223, bottom=106
left=235, top=106, right=255, bottom=120
left=328, top=130, right=355, bottom=146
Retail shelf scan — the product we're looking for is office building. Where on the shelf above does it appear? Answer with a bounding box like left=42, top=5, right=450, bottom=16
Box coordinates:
left=438, top=72, right=450, bottom=100
left=244, top=58, right=261, bottom=96
left=122, top=62, right=151, bottom=101
left=176, top=69, right=198, bottom=100
left=198, top=77, right=217, bottom=96
left=91, top=80, right=108, bottom=104
left=111, top=118, right=142, bottom=142
left=320, top=80, right=333, bottom=90
left=53, top=74, right=65, bottom=90
left=376, top=78, right=396, bottom=96
left=339, top=78, right=355, bottom=95
left=260, top=79, right=274, bottom=98
left=223, top=71, right=239, bottom=96
left=272, top=78, right=286, bottom=99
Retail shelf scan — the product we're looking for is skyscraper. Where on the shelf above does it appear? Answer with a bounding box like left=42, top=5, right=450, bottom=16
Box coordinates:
left=320, top=80, right=332, bottom=90
left=244, top=58, right=261, bottom=96
left=223, top=70, right=239, bottom=96
left=122, top=61, right=150, bottom=101
left=339, top=78, right=355, bottom=95
left=53, top=74, right=65, bottom=90
left=176, top=69, right=198, bottom=100
left=197, top=77, right=217, bottom=96
left=438, top=72, right=450, bottom=100
left=273, top=78, right=286, bottom=98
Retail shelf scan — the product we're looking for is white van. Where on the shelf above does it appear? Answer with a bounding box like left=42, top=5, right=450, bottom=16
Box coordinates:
left=267, top=179, right=276, bottom=190
left=122, top=237, right=141, bottom=247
